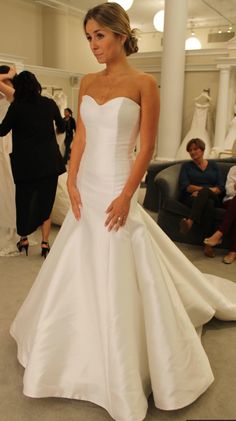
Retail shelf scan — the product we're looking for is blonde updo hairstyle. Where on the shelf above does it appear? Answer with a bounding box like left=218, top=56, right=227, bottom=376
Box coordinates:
left=83, top=2, right=138, bottom=56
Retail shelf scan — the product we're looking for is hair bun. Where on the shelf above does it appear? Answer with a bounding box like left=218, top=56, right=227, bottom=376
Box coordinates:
left=125, top=29, right=139, bottom=56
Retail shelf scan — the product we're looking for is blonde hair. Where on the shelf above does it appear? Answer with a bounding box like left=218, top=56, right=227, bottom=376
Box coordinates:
left=83, top=2, right=138, bottom=56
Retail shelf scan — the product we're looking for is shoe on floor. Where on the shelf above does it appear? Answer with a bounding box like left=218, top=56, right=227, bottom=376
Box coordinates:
left=179, top=218, right=191, bottom=235
left=223, top=252, right=236, bottom=264
left=204, top=244, right=215, bottom=258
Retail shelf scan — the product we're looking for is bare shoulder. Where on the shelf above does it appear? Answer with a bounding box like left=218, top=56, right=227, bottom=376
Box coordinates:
left=80, top=72, right=101, bottom=93
left=136, top=72, right=158, bottom=93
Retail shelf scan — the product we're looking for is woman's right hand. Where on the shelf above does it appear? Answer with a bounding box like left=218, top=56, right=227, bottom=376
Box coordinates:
left=67, top=183, right=82, bottom=220
left=7, top=66, right=17, bottom=80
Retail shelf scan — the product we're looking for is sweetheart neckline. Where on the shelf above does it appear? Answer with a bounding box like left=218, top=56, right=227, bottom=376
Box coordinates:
left=82, top=95, right=140, bottom=108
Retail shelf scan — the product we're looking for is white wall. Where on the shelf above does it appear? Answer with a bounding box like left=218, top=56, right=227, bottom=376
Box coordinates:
left=138, top=27, right=235, bottom=53
left=1, top=0, right=236, bottom=147
left=0, top=0, right=43, bottom=65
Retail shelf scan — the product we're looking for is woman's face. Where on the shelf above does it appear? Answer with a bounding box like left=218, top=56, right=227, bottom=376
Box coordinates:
left=85, top=18, right=126, bottom=64
left=188, top=143, right=204, bottom=161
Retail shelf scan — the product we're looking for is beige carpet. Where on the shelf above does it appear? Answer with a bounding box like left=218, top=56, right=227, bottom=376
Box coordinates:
left=1, top=217, right=236, bottom=421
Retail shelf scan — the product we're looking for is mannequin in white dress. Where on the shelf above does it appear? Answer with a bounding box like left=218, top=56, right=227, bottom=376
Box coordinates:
left=224, top=104, right=236, bottom=150
left=176, top=90, right=212, bottom=160
left=10, top=4, right=236, bottom=421
left=0, top=66, right=19, bottom=256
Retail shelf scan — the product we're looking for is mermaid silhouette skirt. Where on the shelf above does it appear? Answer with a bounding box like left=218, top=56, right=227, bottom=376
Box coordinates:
left=10, top=96, right=236, bottom=421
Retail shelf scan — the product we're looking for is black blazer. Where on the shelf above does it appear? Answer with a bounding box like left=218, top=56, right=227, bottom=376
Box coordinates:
left=0, top=96, right=66, bottom=182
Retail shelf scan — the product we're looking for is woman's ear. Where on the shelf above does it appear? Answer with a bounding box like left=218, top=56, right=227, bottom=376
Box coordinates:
left=120, top=34, right=127, bottom=46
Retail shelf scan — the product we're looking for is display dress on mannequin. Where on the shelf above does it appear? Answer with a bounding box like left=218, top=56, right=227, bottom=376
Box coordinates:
left=40, top=88, right=70, bottom=226
left=10, top=96, right=236, bottom=421
left=224, top=105, right=236, bottom=150
left=0, top=95, right=18, bottom=256
left=176, top=91, right=212, bottom=160
left=51, top=171, right=70, bottom=225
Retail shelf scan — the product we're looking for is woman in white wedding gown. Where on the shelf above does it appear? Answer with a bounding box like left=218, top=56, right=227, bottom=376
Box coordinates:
left=10, top=4, right=236, bottom=421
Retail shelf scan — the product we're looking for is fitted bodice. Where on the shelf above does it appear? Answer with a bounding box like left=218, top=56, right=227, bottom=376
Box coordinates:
left=78, top=95, right=140, bottom=199
left=191, top=102, right=209, bottom=130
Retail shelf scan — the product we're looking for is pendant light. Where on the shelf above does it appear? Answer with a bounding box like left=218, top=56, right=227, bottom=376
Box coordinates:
left=185, top=31, right=202, bottom=50
left=153, top=9, right=165, bottom=32
left=108, top=0, right=134, bottom=11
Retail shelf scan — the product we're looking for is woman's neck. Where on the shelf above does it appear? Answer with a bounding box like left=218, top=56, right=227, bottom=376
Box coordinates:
left=104, top=57, right=132, bottom=77
left=194, top=158, right=207, bottom=168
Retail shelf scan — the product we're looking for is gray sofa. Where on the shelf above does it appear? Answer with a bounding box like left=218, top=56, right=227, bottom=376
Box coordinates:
left=155, top=159, right=236, bottom=246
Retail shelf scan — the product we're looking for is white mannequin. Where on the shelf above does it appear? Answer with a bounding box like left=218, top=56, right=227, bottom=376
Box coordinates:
left=176, top=90, right=212, bottom=159
left=224, top=104, right=236, bottom=150
left=0, top=75, right=19, bottom=256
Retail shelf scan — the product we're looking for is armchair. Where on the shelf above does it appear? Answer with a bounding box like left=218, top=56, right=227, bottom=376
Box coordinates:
left=155, top=160, right=236, bottom=246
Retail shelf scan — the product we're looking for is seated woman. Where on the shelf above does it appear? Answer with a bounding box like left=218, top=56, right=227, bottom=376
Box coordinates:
left=204, top=165, right=236, bottom=264
left=179, top=138, right=224, bottom=257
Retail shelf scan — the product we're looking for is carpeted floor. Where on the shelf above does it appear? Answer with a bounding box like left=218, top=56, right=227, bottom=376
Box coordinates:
left=1, top=200, right=236, bottom=421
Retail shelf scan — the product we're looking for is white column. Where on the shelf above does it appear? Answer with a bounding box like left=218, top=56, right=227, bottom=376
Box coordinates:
left=214, top=65, right=231, bottom=149
left=157, top=0, right=188, bottom=161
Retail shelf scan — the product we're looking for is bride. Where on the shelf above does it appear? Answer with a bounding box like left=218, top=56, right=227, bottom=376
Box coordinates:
left=10, top=3, right=236, bottom=421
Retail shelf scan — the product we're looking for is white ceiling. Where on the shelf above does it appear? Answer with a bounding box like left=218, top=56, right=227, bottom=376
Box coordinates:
left=34, top=0, right=236, bottom=32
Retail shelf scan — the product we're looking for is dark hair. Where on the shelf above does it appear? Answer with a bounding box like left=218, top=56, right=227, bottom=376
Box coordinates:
left=186, top=138, right=205, bottom=152
left=83, top=2, right=138, bottom=56
left=0, top=65, right=10, bottom=75
left=64, top=107, right=73, bottom=115
left=13, top=71, right=42, bottom=102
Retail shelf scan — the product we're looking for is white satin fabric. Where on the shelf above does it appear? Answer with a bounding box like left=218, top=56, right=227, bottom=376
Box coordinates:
left=51, top=172, right=70, bottom=225
left=0, top=97, right=18, bottom=256
left=176, top=102, right=212, bottom=159
left=10, top=96, right=236, bottom=421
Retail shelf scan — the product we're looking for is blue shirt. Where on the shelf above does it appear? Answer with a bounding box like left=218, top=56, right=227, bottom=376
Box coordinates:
left=179, top=160, right=225, bottom=200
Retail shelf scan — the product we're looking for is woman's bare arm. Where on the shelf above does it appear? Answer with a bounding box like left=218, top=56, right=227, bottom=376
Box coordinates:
left=0, top=67, right=16, bottom=102
left=66, top=77, right=88, bottom=220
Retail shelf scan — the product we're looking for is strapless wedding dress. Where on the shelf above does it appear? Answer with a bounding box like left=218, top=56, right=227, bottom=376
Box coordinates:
left=10, top=96, right=236, bottom=421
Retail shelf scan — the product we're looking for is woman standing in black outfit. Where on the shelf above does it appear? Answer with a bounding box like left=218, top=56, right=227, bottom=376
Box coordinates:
left=63, top=107, right=76, bottom=164
left=0, top=71, right=66, bottom=257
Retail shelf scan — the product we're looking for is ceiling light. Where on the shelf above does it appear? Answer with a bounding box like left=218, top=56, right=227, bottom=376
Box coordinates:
left=108, top=0, right=134, bottom=11
left=185, top=34, right=202, bottom=50
left=153, top=10, right=165, bottom=32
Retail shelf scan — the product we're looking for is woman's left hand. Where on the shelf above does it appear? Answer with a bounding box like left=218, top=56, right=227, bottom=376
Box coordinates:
left=105, top=194, right=131, bottom=231
left=209, top=187, right=220, bottom=194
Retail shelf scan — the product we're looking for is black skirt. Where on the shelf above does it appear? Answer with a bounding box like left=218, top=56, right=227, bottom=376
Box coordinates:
left=15, top=175, right=58, bottom=236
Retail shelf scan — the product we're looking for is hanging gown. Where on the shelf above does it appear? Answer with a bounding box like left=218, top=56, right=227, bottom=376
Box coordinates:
left=0, top=96, right=18, bottom=256
left=176, top=101, right=212, bottom=160
left=51, top=172, right=70, bottom=226
left=10, top=95, right=236, bottom=421
left=224, top=115, right=236, bottom=150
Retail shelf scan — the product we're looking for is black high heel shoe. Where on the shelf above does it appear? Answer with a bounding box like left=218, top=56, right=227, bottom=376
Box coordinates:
left=41, top=241, right=50, bottom=258
left=17, top=237, right=29, bottom=256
